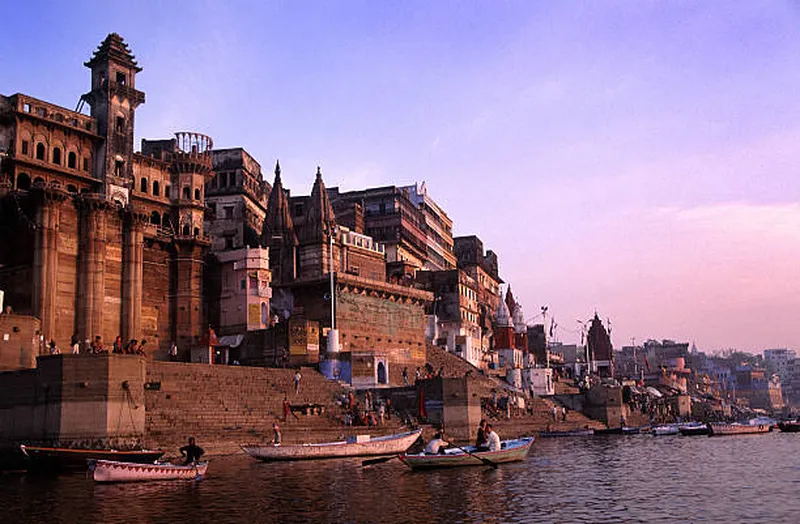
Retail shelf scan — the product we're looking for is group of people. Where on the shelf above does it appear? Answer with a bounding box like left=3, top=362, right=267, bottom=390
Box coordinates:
left=424, top=419, right=501, bottom=455
left=48, top=334, right=177, bottom=357
left=341, top=390, right=393, bottom=427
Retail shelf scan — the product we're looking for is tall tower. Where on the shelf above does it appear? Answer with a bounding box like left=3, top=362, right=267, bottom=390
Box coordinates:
left=261, top=160, right=298, bottom=284
left=82, top=33, right=145, bottom=204
left=298, top=167, right=338, bottom=280
left=170, top=132, right=214, bottom=354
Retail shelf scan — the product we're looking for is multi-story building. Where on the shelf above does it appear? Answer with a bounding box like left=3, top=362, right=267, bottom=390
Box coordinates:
left=416, top=269, right=482, bottom=367
left=205, top=148, right=270, bottom=252
left=0, top=34, right=211, bottom=359
left=403, top=182, right=456, bottom=271
left=453, top=235, right=502, bottom=354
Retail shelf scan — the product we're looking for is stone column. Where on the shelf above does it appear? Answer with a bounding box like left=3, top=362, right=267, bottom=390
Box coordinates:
left=32, top=187, right=68, bottom=343
left=121, top=207, right=147, bottom=343
left=77, top=197, right=109, bottom=344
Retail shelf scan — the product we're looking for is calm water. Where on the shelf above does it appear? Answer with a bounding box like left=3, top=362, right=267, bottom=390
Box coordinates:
left=2, top=432, right=799, bottom=523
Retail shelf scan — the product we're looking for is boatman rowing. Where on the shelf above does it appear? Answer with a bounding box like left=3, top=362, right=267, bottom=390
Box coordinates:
left=180, top=437, right=205, bottom=464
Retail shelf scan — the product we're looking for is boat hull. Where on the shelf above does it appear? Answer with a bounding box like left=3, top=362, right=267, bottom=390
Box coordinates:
left=651, top=425, right=679, bottom=436
left=399, top=437, right=534, bottom=470
left=678, top=424, right=710, bottom=436
left=20, top=445, right=164, bottom=469
left=90, top=459, right=208, bottom=483
left=241, top=429, right=422, bottom=461
left=777, top=421, right=800, bottom=433
left=707, top=423, right=771, bottom=436
left=538, top=429, right=594, bottom=438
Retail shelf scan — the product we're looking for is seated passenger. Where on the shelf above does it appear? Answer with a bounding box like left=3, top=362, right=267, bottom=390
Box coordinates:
left=424, top=432, right=449, bottom=455
left=475, top=419, right=489, bottom=451
left=486, top=424, right=501, bottom=452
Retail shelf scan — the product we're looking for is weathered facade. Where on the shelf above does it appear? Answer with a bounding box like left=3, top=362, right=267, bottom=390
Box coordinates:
left=0, top=34, right=211, bottom=360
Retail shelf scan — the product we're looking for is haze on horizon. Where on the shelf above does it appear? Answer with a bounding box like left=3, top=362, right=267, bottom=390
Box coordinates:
left=2, top=1, right=798, bottom=354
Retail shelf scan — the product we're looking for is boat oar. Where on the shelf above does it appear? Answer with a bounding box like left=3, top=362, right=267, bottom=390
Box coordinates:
left=361, top=455, right=400, bottom=467
left=451, top=444, right=498, bottom=469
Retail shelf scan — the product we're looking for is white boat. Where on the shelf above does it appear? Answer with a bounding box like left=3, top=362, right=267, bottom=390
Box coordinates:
left=651, top=424, right=679, bottom=436
left=399, top=437, right=534, bottom=470
left=241, top=429, right=422, bottom=461
left=89, top=459, right=208, bottom=483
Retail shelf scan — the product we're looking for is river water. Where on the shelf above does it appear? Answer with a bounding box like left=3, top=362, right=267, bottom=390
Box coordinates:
left=2, top=432, right=799, bottom=523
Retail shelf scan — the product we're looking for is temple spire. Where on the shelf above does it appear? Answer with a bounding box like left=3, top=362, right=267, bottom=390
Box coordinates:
left=261, top=160, right=297, bottom=248
left=301, top=166, right=337, bottom=243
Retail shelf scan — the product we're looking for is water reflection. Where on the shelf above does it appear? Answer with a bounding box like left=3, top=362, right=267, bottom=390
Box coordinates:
left=2, top=433, right=799, bottom=523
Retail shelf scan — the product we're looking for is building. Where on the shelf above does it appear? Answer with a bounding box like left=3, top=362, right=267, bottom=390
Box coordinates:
left=417, top=269, right=482, bottom=367
left=402, top=182, right=456, bottom=271
left=0, top=34, right=211, bottom=360
left=587, top=314, right=614, bottom=377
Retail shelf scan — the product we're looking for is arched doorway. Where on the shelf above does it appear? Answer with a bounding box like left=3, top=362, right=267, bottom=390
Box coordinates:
left=377, top=360, right=388, bottom=385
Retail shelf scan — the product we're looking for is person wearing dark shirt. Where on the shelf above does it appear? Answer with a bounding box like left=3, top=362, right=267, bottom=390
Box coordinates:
left=475, top=419, right=489, bottom=451
left=180, top=437, right=204, bottom=464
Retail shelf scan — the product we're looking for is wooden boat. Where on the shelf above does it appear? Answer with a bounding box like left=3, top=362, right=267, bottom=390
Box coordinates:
left=399, top=437, right=534, bottom=469
left=650, top=425, right=679, bottom=436
left=538, top=428, right=594, bottom=438
left=20, top=445, right=164, bottom=469
left=594, top=427, right=624, bottom=436
left=241, top=429, right=422, bottom=461
left=707, top=422, right=771, bottom=436
left=777, top=420, right=800, bottom=433
left=622, top=426, right=643, bottom=435
left=89, top=459, right=208, bottom=483
left=678, top=422, right=710, bottom=436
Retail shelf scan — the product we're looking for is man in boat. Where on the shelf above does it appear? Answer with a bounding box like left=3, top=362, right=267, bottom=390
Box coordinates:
left=424, top=432, right=449, bottom=454
left=180, top=437, right=204, bottom=464
left=475, top=420, right=489, bottom=451
left=486, top=424, right=501, bottom=452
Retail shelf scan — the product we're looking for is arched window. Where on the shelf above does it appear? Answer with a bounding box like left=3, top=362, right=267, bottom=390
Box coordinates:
left=52, top=147, right=61, bottom=165
left=152, top=181, right=160, bottom=196
left=162, top=212, right=170, bottom=227
left=67, top=184, right=78, bottom=193
left=193, top=227, right=200, bottom=237
left=377, top=361, right=387, bottom=384
left=67, top=152, right=77, bottom=169
left=150, top=211, right=161, bottom=225
left=194, top=188, right=201, bottom=200
left=140, top=178, right=148, bottom=193
left=36, top=143, right=46, bottom=160
left=182, top=224, right=190, bottom=236
left=182, top=187, right=190, bottom=199
left=16, top=173, right=31, bottom=190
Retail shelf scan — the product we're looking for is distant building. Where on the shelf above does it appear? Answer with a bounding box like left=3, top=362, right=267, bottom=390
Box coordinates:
left=587, top=314, right=614, bottom=377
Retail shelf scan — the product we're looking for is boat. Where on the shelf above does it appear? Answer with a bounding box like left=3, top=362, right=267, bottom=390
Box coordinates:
left=622, top=426, right=644, bottom=435
left=777, top=420, right=800, bottom=433
left=650, top=425, right=679, bottom=436
left=678, top=422, right=709, bottom=436
left=594, top=427, right=624, bottom=436
left=19, top=445, right=164, bottom=469
left=707, top=422, right=772, bottom=436
left=538, top=428, right=594, bottom=438
left=399, top=437, right=534, bottom=470
left=89, top=459, right=208, bottom=483
left=241, top=429, right=422, bottom=461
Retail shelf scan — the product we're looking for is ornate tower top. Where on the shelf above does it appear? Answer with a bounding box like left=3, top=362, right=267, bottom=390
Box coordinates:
left=261, top=160, right=297, bottom=247
left=84, top=33, right=142, bottom=72
left=512, top=301, right=526, bottom=334
left=496, top=298, right=512, bottom=328
left=505, top=285, right=517, bottom=317
left=301, top=166, right=337, bottom=243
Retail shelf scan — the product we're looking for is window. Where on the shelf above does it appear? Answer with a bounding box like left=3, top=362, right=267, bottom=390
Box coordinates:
left=182, top=187, right=190, bottom=199
left=116, top=116, right=125, bottom=133
left=140, top=178, right=148, bottom=193
left=150, top=212, right=161, bottom=225
left=223, top=206, right=234, bottom=219
left=152, top=181, right=160, bottom=196
left=67, top=152, right=76, bottom=169
left=194, top=227, right=200, bottom=236
left=224, top=236, right=234, bottom=250
left=115, top=160, right=124, bottom=178
left=52, top=147, right=61, bottom=165
left=22, top=103, right=30, bottom=113
left=116, top=71, right=127, bottom=85
left=67, top=184, right=78, bottom=193
left=240, top=279, right=246, bottom=291
left=165, top=185, right=171, bottom=198
left=83, top=158, right=89, bottom=171
left=182, top=224, right=190, bottom=236
left=36, top=143, right=45, bottom=160
left=21, top=140, right=29, bottom=155
left=36, top=107, right=47, bottom=117
left=162, top=213, right=170, bottom=226
left=194, top=188, right=201, bottom=200
left=16, top=173, right=31, bottom=190
left=220, top=172, right=227, bottom=187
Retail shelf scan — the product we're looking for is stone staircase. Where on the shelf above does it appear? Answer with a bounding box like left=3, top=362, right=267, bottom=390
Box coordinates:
left=144, top=362, right=406, bottom=456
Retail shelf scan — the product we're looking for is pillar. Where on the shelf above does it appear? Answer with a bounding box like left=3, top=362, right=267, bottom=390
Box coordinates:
left=77, top=197, right=108, bottom=344
left=121, top=208, right=146, bottom=343
left=32, top=188, right=68, bottom=343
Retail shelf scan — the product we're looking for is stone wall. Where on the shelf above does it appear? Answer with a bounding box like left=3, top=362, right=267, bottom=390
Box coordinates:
left=0, top=313, right=41, bottom=371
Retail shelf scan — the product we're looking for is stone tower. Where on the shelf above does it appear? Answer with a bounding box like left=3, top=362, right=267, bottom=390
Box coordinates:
left=261, top=160, right=298, bottom=284
left=170, top=132, right=214, bottom=352
left=298, top=167, right=339, bottom=281
left=82, top=33, right=145, bottom=205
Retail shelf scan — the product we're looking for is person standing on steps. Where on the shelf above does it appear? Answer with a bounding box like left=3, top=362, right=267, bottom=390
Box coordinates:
left=294, top=370, right=302, bottom=395
left=270, top=422, right=282, bottom=446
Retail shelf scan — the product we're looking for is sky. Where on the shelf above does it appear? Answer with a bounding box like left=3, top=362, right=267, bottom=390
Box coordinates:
left=2, top=1, right=799, bottom=354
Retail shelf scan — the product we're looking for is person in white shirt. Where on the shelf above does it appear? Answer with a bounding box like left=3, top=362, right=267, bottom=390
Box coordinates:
left=424, top=432, right=449, bottom=454
left=486, top=424, right=501, bottom=452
